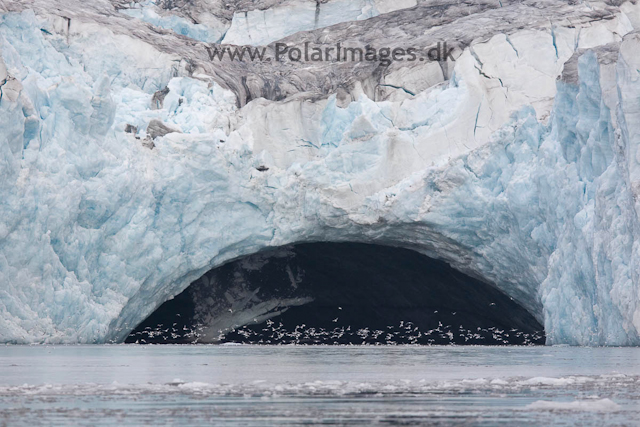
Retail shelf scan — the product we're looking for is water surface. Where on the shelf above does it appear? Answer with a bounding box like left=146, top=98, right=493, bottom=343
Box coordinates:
left=1, top=345, right=639, bottom=425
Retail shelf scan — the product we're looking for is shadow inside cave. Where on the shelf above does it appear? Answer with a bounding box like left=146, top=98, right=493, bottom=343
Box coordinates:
left=126, top=243, right=545, bottom=345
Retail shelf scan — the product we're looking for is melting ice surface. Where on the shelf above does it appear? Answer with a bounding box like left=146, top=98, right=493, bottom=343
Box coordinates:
left=1, top=345, right=640, bottom=425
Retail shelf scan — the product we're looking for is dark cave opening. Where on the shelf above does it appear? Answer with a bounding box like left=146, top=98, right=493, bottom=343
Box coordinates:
left=126, top=243, right=545, bottom=345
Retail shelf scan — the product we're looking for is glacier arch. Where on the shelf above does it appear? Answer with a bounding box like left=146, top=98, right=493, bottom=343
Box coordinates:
left=126, top=242, right=545, bottom=345
left=1, top=1, right=640, bottom=345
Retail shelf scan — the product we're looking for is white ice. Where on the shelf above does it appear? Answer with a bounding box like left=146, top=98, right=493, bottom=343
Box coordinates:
left=221, top=0, right=417, bottom=46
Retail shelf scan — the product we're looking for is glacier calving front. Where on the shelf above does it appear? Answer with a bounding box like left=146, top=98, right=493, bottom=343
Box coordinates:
left=1, top=0, right=640, bottom=344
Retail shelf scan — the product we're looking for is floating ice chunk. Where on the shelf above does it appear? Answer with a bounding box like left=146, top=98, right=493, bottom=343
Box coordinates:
left=526, top=398, right=620, bottom=412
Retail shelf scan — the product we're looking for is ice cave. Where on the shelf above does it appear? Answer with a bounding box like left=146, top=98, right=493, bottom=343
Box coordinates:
left=127, top=243, right=545, bottom=344
left=2, top=0, right=640, bottom=346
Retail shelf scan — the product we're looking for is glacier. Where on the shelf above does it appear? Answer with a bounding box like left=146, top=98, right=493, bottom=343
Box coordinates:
left=1, top=0, right=640, bottom=345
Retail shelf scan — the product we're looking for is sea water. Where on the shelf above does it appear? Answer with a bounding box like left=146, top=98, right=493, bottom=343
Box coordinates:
left=1, top=345, right=640, bottom=425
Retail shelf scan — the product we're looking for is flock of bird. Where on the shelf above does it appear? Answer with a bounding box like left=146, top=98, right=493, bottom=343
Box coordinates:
left=128, top=316, right=544, bottom=345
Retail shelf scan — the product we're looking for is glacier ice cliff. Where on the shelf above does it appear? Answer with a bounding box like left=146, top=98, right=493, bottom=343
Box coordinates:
left=1, top=0, right=640, bottom=345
